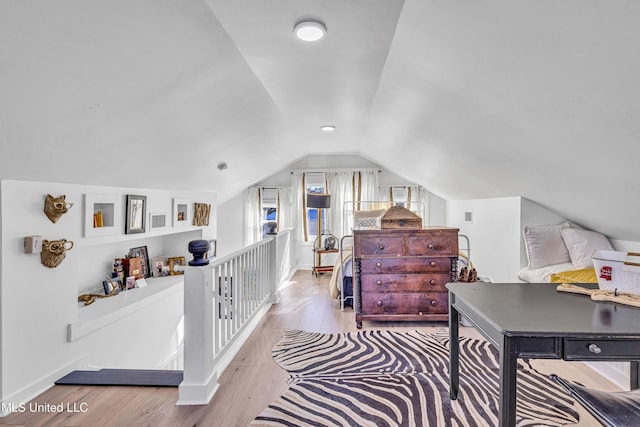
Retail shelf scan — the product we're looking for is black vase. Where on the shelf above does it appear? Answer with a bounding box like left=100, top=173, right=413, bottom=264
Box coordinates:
left=188, top=239, right=210, bottom=266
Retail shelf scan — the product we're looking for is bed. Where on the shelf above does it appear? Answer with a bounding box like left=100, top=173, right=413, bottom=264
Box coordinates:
left=517, top=221, right=612, bottom=283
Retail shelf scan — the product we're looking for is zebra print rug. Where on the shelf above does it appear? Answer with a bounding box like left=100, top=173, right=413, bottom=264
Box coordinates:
left=252, top=329, right=579, bottom=426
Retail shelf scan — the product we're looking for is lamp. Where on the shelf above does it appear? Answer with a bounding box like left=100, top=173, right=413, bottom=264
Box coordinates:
left=307, top=193, right=331, bottom=269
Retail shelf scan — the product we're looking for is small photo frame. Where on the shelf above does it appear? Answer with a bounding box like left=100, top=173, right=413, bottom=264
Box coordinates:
left=125, top=195, right=147, bottom=234
left=172, top=197, right=190, bottom=228
left=126, top=276, right=136, bottom=290
left=129, top=245, right=151, bottom=278
left=168, top=256, right=186, bottom=275
left=103, top=277, right=123, bottom=295
left=149, top=212, right=168, bottom=231
left=206, top=239, right=217, bottom=260
left=151, top=256, right=168, bottom=278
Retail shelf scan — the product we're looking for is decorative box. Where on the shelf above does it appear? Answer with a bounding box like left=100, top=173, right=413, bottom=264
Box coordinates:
left=380, top=206, right=423, bottom=229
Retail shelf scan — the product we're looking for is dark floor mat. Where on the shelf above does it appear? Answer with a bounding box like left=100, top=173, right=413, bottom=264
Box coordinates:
left=55, top=369, right=183, bottom=387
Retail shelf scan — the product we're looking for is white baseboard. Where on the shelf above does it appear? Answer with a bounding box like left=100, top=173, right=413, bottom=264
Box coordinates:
left=585, top=361, right=629, bottom=390
left=0, top=355, right=88, bottom=417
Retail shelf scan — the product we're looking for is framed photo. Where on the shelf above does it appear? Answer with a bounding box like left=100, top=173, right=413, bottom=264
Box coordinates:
left=168, top=256, right=186, bottom=275
left=206, top=239, right=217, bottom=260
left=125, top=195, right=147, bottom=234
left=102, top=277, right=122, bottom=295
left=129, top=245, right=151, bottom=278
left=172, top=197, right=190, bottom=228
left=151, top=256, right=169, bottom=278
left=126, top=276, right=136, bottom=290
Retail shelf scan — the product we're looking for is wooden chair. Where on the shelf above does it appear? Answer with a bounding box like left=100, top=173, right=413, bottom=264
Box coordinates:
left=550, top=374, right=640, bottom=427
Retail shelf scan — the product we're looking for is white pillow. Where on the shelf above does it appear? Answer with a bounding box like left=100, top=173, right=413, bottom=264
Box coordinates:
left=523, top=221, right=572, bottom=269
left=560, top=228, right=614, bottom=269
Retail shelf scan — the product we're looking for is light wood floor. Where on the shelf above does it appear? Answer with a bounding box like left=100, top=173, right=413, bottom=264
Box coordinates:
left=1, top=270, right=622, bottom=427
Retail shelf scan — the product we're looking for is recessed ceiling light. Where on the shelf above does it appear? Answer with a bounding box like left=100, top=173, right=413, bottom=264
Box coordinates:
left=320, top=125, right=336, bottom=132
left=294, top=21, right=326, bottom=42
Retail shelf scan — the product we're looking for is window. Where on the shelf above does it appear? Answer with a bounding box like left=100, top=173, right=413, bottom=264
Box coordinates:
left=261, top=188, right=278, bottom=237
left=305, top=173, right=327, bottom=239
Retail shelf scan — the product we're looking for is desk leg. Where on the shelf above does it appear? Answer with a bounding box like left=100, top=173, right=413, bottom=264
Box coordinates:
left=449, top=302, right=459, bottom=400
left=631, top=361, right=639, bottom=390
left=498, top=336, right=518, bottom=427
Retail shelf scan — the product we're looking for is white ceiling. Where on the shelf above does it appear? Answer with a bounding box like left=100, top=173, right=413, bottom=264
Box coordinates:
left=1, top=1, right=639, bottom=241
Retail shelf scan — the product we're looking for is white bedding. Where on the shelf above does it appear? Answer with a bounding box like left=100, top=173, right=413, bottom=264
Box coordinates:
left=329, top=248, right=353, bottom=299
left=517, top=262, right=575, bottom=283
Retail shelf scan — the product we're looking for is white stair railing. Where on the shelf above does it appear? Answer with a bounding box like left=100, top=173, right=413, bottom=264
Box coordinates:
left=177, top=229, right=293, bottom=405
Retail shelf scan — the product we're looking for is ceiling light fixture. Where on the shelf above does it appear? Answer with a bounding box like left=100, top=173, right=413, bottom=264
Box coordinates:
left=293, top=20, right=326, bottom=42
left=217, top=162, right=228, bottom=171
left=320, top=125, right=336, bottom=132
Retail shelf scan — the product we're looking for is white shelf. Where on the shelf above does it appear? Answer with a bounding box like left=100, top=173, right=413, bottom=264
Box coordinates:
left=68, top=275, right=184, bottom=342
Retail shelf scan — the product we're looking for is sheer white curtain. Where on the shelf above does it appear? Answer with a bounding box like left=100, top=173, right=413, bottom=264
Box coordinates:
left=408, top=185, right=431, bottom=225
left=291, top=171, right=307, bottom=242
left=326, top=171, right=353, bottom=238
left=244, top=187, right=262, bottom=246
left=277, top=187, right=292, bottom=230
left=327, top=170, right=379, bottom=238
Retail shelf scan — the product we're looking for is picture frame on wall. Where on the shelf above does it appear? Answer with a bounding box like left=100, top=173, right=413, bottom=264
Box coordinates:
left=129, top=245, right=151, bottom=278
left=172, top=197, right=190, bottom=228
left=168, top=256, right=186, bottom=275
left=125, top=194, right=147, bottom=234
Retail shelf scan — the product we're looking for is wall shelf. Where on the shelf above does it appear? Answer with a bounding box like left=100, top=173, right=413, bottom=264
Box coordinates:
left=68, top=275, right=184, bottom=342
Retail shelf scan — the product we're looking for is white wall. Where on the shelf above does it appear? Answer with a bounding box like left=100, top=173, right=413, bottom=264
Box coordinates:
left=447, top=197, right=522, bottom=282
left=0, top=179, right=216, bottom=411
left=216, top=192, right=245, bottom=258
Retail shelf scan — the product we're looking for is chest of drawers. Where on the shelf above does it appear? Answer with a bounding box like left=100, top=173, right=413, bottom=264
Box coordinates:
left=353, top=227, right=459, bottom=328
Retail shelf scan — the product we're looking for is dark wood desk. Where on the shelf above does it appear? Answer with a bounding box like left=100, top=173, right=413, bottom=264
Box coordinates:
left=447, top=282, right=640, bottom=427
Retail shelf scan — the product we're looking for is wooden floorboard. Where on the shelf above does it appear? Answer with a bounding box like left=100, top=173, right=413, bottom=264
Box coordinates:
left=0, top=270, right=621, bottom=426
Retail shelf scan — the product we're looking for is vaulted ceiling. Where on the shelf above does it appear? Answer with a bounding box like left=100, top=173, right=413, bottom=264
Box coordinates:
left=1, top=1, right=639, bottom=241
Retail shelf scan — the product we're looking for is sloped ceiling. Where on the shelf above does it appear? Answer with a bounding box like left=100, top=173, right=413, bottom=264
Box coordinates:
left=0, top=1, right=639, bottom=241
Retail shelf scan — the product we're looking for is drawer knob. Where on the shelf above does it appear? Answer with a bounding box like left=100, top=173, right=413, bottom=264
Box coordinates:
left=429, top=279, right=436, bottom=285
left=377, top=300, right=383, bottom=306
left=376, top=262, right=382, bottom=268
left=430, top=300, right=438, bottom=306
left=376, top=280, right=382, bottom=286
left=588, top=344, right=602, bottom=354
left=378, top=244, right=384, bottom=250
left=430, top=261, right=437, bottom=267
left=427, top=243, right=434, bottom=249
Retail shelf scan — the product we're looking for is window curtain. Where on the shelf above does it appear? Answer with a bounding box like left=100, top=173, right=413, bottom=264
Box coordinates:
left=408, top=185, right=431, bottom=225
left=277, top=187, right=292, bottom=230
left=244, top=187, right=262, bottom=246
left=327, top=169, right=379, bottom=238
left=291, top=171, right=307, bottom=243
left=379, top=185, right=431, bottom=225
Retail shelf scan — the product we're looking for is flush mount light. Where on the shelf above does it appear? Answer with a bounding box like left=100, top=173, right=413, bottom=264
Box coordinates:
left=293, top=21, right=326, bottom=42
left=320, top=125, right=336, bottom=132
left=217, top=162, right=228, bottom=171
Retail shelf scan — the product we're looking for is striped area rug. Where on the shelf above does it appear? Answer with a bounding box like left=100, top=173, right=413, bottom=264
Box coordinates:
left=252, top=329, right=579, bottom=426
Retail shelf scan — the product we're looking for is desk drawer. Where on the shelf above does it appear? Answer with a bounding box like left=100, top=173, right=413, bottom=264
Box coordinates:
left=564, top=339, right=640, bottom=360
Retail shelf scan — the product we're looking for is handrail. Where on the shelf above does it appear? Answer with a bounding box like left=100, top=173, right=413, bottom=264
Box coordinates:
left=177, top=229, right=294, bottom=405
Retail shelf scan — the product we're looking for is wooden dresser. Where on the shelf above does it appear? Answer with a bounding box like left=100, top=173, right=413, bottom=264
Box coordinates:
left=353, top=227, right=459, bottom=328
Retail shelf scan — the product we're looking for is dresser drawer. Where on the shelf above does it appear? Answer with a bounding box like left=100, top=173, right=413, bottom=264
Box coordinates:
left=358, top=236, right=404, bottom=256
left=361, top=273, right=450, bottom=292
left=564, top=338, right=640, bottom=360
left=408, top=236, right=457, bottom=256
left=361, top=292, right=448, bottom=315
left=360, top=257, right=452, bottom=274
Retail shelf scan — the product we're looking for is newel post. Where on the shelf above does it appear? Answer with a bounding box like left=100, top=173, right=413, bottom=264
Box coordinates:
left=177, top=240, right=219, bottom=405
